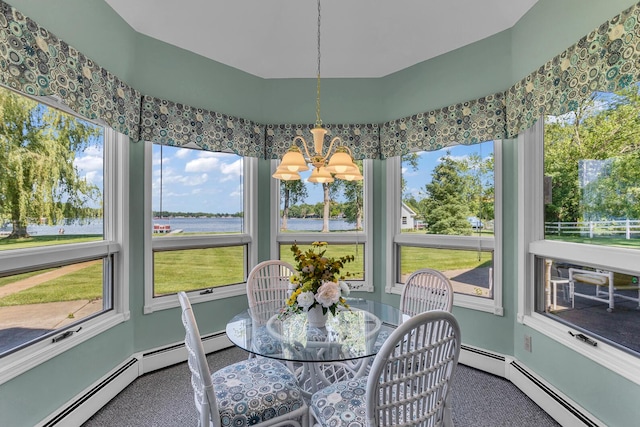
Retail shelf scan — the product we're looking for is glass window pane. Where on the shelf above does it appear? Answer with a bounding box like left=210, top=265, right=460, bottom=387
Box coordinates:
left=279, top=243, right=365, bottom=280
left=277, top=162, right=364, bottom=233
left=399, top=246, right=493, bottom=298
left=153, top=246, right=246, bottom=296
left=535, top=256, right=640, bottom=355
left=400, top=142, right=494, bottom=235
left=0, top=87, right=104, bottom=247
left=152, top=145, right=244, bottom=236
left=544, top=88, right=640, bottom=249
left=0, top=258, right=110, bottom=356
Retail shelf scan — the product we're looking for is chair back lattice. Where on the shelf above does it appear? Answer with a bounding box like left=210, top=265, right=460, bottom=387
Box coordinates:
left=246, top=260, right=295, bottom=308
left=400, top=269, right=454, bottom=317
left=178, top=292, right=221, bottom=427
left=366, top=310, right=461, bottom=427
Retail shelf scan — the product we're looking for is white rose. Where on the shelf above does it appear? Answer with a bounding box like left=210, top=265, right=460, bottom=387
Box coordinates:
left=315, top=281, right=341, bottom=307
left=297, top=291, right=315, bottom=309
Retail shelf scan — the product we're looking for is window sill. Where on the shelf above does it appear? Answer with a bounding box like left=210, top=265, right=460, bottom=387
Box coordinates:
left=522, top=312, right=640, bottom=386
left=143, top=283, right=247, bottom=314
left=0, top=311, right=129, bottom=385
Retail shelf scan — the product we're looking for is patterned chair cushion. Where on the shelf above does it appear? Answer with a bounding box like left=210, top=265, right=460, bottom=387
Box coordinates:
left=252, top=325, right=282, bottom=355
left=212, top=358, right=305, bottom=426
left=310, top=377, right=368, bottom=427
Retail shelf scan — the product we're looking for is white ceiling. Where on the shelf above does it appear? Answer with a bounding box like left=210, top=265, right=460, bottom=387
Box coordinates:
left=104, top=0, right=538, bottom=79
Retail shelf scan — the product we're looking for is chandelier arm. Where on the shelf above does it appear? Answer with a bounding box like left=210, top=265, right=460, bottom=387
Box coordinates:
left=320, top=136, right=343, bottom=162
left=293, top=135, right=313, bottom=161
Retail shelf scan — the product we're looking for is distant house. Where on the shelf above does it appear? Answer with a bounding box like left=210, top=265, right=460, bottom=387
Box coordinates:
left=401, top=202, right=418, bottom=230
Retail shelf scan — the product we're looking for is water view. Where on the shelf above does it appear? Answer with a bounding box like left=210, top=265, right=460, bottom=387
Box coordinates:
left=2, top=217, right=361, bottom=236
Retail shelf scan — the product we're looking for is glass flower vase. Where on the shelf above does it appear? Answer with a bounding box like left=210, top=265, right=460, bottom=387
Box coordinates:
left=307, top=305, right=328, bottom=328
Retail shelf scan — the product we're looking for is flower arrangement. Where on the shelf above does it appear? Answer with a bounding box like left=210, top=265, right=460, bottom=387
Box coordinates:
left=284, top=241, right=355, bottom=316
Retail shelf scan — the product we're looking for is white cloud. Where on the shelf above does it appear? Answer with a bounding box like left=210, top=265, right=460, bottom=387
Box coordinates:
left=220, top=159, right=242, bottom=182
left=185, top=155, right=221, bottom=172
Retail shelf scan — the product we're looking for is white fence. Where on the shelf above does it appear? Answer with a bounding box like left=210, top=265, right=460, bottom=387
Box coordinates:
left=545, top=219, right=640, bottom=239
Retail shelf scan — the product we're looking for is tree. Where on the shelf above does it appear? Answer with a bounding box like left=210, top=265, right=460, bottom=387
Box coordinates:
left=329, top=161, right=364, bottom=230
left=420, top=153, right=473, bottom=235
left=0, top=87, right=101, bottom=238
left=279, top=180, right=307, bottom=231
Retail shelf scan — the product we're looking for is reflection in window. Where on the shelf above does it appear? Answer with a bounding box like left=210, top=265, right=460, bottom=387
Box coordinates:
left=536, top=256, right=640, bottom=355
left=399, top=246, right=493, bottom=298
left=544, top=87, right=640, bottom=249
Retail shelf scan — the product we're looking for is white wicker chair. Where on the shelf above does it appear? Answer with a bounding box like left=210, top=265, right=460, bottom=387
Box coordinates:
left=309, top=310, right=461, bottom=427
left=400, top=268, right=454, bottom=316
left=247, top=260, right=296, bottom=308
left=178, top=292, right=308, bottom=427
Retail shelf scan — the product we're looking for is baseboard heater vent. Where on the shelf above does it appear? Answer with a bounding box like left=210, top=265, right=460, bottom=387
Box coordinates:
left=510, top=360, right=599, bottom=427
left=461, top=344, right=506, bottom=362
left=42, top=357, right=139, bottom=427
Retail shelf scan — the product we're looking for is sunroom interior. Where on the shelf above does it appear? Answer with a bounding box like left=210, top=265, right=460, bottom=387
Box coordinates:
left=1, top=0, right=640, bottom=426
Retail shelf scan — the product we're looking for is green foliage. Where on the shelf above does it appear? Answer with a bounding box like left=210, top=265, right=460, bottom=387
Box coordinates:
left=420, top=154, right=474, bottom=235
left=0, top=86, right=102, bottom=237
left=544, top=87, right=640, bottom=222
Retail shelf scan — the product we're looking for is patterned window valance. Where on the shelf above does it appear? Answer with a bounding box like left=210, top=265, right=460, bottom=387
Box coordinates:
left=380, top=93, right=507, bottom=158
left=265, top=123, right=380, bottom=160
left=1, top=0, right=639, bottom=159
left=506, top=2, right=640, bottom=136
left=140, top=95, right=264, bottom=157
left=0, top=2, right=140, bottom=137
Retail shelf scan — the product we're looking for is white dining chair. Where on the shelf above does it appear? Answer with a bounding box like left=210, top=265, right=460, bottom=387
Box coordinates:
left=247, top=260, right=296, bottom=307
left=400, top=268, right=454, bottom=316
left=309, top=310, right=461, bottom=427
left=178, top=292, right=308, bottom=427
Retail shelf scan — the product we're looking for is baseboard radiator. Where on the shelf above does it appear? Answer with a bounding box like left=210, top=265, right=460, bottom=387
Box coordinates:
left=37, top=332, right=232, bottom=427
left=39, top=337, right=601, bottom=426
left=461, top=344, right=605, bottom=427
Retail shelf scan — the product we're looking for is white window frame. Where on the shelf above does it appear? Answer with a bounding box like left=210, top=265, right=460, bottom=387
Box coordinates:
left=0, top=118, right=129, bottom=385
left=270, top=160, right=374, bottom=293
left=385, top=142, right=503, bottom=315
left=518, top=119, right=640, bottom=385
left=143, top=142, right=257, bottom=313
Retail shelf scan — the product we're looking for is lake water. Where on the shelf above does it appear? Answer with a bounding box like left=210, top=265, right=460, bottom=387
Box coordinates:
left=10, top=217, right=360, bottom=235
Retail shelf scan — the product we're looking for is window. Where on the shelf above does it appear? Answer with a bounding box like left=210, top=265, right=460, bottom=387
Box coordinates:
left=523, top=87, right=640, bottom=365
left=0, top=86, right=127, bottom=381
left=144, top=143, right=256, bottom=312
left=387, top=141, right=503, bottom=314
left=272, top=161, right=372, bottom=291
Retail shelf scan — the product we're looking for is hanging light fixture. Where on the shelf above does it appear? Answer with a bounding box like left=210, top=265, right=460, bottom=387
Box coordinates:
left=272, top=0, right=363, bottom=183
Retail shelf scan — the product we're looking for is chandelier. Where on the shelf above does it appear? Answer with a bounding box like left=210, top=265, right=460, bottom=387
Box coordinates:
left=272, top=0, right=363, bottom=184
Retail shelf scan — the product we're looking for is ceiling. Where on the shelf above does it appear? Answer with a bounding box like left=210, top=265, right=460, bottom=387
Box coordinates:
left=104, top=0, right=539, bottom=79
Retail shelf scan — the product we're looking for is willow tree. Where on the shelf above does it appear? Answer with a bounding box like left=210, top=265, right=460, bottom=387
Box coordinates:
left=0, top=87, right=101, bottom=238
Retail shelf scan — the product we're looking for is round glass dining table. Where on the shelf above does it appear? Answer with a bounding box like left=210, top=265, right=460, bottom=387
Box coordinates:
left=226, top=298, right=403, bottom=397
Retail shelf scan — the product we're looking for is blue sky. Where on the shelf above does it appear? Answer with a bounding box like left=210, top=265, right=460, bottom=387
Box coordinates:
left=145, top=141, right=495, bottom=214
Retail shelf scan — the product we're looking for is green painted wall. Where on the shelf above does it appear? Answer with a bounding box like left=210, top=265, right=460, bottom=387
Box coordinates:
left=2, top=1, right=640, bottom=426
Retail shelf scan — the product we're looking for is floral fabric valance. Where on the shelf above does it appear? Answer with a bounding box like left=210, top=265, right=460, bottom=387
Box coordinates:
left=379, top=93, right=507, bottom=158
left=0, top=2, right=140, bottom=137
left=1, top=0, right=639, bottom=159
left=265, top=123, right=380, bottom=160
left=506, top=2, right=640, bottom=136
left=139, top=96, right=264, bottom=157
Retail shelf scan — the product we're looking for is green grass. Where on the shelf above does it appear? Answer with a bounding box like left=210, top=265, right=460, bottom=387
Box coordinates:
left=0, top=234, right=101, bottom=250
left=400, top=246, right=492, bottom=275
left=0, top=262, right=103, bottom=306
left=153, top=246, right=246, bottom=295
left=545, top=235, right=640, bottom=249
left=0, top=270, right=54, bottom=288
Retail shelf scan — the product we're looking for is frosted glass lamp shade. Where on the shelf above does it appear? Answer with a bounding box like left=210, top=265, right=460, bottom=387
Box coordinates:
left=279, top=147, right=309, bottom=172
left=325, top=151, right=354, bottom=174
left=307, top=167, right=334, bottom=183
left=272, top=166, right=301, bottom=181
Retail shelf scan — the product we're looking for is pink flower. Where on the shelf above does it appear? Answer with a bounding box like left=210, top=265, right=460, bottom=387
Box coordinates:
left=315, top=281, right=341, bottom=308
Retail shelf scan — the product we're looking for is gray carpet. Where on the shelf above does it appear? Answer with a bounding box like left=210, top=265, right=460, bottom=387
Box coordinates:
left=83, top=346, right=560, bottom=427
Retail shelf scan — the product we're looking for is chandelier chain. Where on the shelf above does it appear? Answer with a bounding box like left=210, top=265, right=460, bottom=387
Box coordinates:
left=316, top=0, right=322, bottom=127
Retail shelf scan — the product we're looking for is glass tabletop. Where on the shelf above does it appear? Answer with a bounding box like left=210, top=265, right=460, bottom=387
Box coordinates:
left=225, top=298, right=403, bottom=363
